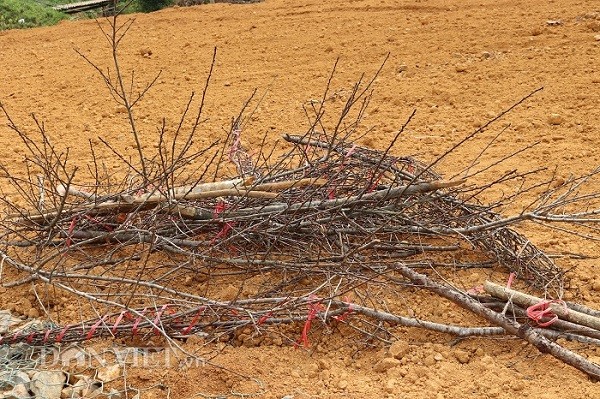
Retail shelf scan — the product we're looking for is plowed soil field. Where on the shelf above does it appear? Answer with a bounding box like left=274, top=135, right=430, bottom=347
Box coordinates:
left=1, top=0, right=600, bottom=398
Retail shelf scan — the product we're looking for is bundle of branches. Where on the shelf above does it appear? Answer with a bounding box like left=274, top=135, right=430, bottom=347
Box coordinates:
left=3, top=5, right=600, bottom=381
left=2, top=98, right=600, bottom=376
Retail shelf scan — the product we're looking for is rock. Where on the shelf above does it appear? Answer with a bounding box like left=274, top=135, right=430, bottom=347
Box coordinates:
left=139, top=48, right=152, bottom=57
left=81, top=382, right=103, bottom=399
left=481, top=51, right=492, bottom=59
left=592, top=280, right=600, bottom=292
left=97, top=364, right=121, bottom=382
left=385, top=378, right=397, bottom=394
left=305, top=363, right=319, bottom=378
left=30, top=371, right=66, bottom=399
left=105, top=388, right=122, bottom=399
left=455, top=64, right=468, bottom=73
left=389, top=340, right=410, bottom=359
left=434, top=352, right=444, bottom=361
left=397, top=64, right=408, bottom=73
left=67, top=376, right=102, bottom=399
left=0, top=310, right=22, bottom=334
left=595, top=34, right=600, bottom=41
left=337, top=380, right=348, bottom=390
left=373, top=357, right=400, bottom=373
left=454, top=349, right=471, bottom=364
left=0, top=371, right=31, bottom=390
left=60, top=386, right=75, bottom=399
left=548, top=113, right=563, bottom=125
left=423, top=354, right=436, bottom=366
left=2, top=384, right=32, bottom=399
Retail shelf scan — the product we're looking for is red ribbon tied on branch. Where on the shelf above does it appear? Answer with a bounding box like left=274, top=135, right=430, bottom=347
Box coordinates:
left=526, top=300, right=567, bottom=327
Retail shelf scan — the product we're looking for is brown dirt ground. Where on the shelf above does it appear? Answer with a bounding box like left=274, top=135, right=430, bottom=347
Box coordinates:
left=1, top=0, right=600, bottom=398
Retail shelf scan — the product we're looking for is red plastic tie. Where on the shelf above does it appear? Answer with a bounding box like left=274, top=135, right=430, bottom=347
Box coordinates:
left=506, top=272, right=516, bottom=289
left=152, top=305, right=169, bottom=336
left=65, top=216, right=78, bottom=248
left=296, top=296, right=324, bottom=348
left=12, top=330, right=22, bottom=343
left=26, top=332, right=36, bottom=344
left=211, top=201, right=235, bottom=244
left=112, top=310, right=129, bottom=335
left=56, top=325, right=71, bottom=343
left=182, top=306, right=206, bottom=335
left=526, top=300, right=567, bottom=327
left=131, top=308, right=147, bottom=336
left=333, top=300, right=354, bottom=322
left=43, top=329, right=52, bottom=344
left=86, top=316, right=108, bottom=340
left=257, top=311, right=273, bottom=326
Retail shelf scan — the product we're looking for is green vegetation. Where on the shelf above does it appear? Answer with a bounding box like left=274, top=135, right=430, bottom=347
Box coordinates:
left=136, top=0, right=173, bottom=12
left=0, top=0, right=68, bottom=30
left=0, top=0, right=179, bottom=31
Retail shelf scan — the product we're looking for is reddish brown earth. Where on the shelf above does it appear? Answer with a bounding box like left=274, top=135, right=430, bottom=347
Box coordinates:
left=1, top=0, right=600, bottom=398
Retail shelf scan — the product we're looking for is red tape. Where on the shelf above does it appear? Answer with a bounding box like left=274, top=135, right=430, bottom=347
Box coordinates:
left=152, top=305, right=169, bottom=336
left=526, top=300, right=567, bottom=327
left=181, top=306, right=206, bottom=335
left=112, top=310, right=129, bottom=334
left=65, top=216, right=78, bottom=248
left=86, top=316, right=108, bottom=340
left=56, top=325, right=71, bottom=343
left=131, top=308, right=147, bottom=336
left=296, top=297, right=324, bottom=348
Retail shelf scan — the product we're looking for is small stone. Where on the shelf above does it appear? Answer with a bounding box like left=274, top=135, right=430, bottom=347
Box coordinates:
left=455, top=64, right=468, bottom=73
left=60, top=387, right=74, bottom=399
left=548, top=113, right=563, bottom=125
left=385, top=378, right=397, bottom=394
left=290, top=370, right=300, bottom=378
left=139, top=47, right=152, bottom=57
left=0, top=371, right=30, bottom=390
left=105, top=388, right=122, bottom=399
left=31, top=371, right=66, bottom=399
left=0, top=310, right=22, bottom=334
left=595, top=34, right=600, bottom=41
left=318, top=359, right=330, bottom=370
left=81, top=383, right=103, bottom=399
left=3, top=384, right=32, bottom=399
left=97, top=364, right=120, bottom=383
left=373, top=357, right=400, bottom=373
left=546, top=20, right=562, bottom=26
left=389, top=340, right=410, bottom=359
left=224, top=82, right=231, bottom=87
left=480, top=355, right=495, bottom=370
left=306, top=363, right=319, bottom=378
left=423, top=354, right=436, bottom=366
left=397, top=64, right=408, bottom=73
left=481, top=51, right=492, bottom=59
left=591, top=280, right=600, bottom=292
left=511, top=381, right=525, bottom=392
left=454, top=349, right=471, bottom=364
left=337, top=380, right=348, bottom=390
left=434, top=352, right=444, bottom=361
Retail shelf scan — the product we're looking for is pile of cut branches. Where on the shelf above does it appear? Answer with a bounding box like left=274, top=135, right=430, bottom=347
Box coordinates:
left=2, top=4, right=600, bottom=382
